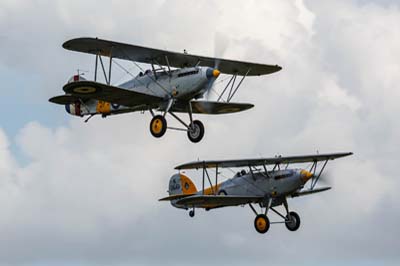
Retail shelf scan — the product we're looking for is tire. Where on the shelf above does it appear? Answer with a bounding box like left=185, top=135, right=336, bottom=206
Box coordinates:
left=150, top=115, right=167, bottom=138
left=189, top=210, right=195, bottom=217
left=285, top=211, right=301, bottom=231
left=187, top=120, right=204, bottom=143
left=254, top=214, right=270, bottom=234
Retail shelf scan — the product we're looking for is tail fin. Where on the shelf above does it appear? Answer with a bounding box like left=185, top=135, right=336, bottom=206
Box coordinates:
left=169, top=173, right=197, bottom=196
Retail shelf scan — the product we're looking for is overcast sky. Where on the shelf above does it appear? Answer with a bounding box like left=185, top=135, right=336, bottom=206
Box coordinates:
left=0, top=0, right=399, bottom=265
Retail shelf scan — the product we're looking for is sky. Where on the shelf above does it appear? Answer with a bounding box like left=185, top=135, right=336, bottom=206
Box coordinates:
left=0, top=0, right=399, bottom=265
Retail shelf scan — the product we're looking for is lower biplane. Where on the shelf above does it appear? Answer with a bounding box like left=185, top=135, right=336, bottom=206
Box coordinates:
left=49, top=37, right=281, bottom=143
left=160, top=152, right=353, bottom=234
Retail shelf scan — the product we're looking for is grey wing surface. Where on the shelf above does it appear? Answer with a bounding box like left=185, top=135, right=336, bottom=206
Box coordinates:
left=49, top=94, right=84, bottom=105
left=291, top=187, right=331, bottom=197
left=175, top=152, right=354, bottom=170
left=63, top=37, right=282, bottom=76
left=171, top=101, right=254, bottom=115
left=61, top=81, right=162, bottom=107
left=175, top=195, right=262, bottom=208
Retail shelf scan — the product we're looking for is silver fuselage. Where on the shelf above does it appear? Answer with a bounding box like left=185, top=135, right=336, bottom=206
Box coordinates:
left=172, top=169, right=308, bottom=209
left=65, top=67, right=212, bottom=116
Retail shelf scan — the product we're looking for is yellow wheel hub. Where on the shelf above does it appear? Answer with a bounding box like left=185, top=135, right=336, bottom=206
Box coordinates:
left=151, top=118, right=164, bottom=134
left=256, top=217, right=267, bottom=231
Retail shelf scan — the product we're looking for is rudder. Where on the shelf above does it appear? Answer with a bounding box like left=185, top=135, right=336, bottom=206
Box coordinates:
left=168, top=173, right=197, bottom=196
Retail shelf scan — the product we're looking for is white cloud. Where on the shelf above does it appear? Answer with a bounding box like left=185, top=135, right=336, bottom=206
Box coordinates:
left=0, top=0, right=400, bottom=265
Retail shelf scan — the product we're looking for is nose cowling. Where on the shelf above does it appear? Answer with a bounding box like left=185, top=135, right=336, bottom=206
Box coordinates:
left=300, top=169, right=313, bottom=183
left=206, top=68, right=220, bottom=79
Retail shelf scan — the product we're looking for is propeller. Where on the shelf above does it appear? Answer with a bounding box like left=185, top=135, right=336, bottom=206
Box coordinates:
left=302, top=170, right=331, bottom=188
left=203, top=33, right=230, bottom=100
left=314, top=171, right=332, bottom=186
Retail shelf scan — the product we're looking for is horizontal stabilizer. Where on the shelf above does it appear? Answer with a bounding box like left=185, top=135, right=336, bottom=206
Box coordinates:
left=176, top=195, right=262, bottom=208
left=172, top=101, right=254, bottom=115
left=291, top=187, right=331, bottom=197
left=158, top=194, right=196, bottom=201
left=49, top=94, right=82, bottom=105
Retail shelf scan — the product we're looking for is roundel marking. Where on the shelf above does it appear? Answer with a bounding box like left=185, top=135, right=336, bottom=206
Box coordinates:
left=73, top=86, right=96, bottom=94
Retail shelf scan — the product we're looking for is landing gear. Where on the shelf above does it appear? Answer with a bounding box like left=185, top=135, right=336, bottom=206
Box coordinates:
left=149, top=101, right=206, bottom=143
left=150, top=115, right=167, bottom=138
left=187, top=120, right=204, bottom=143
left=249, top=197, right=302, bottom=234
left=254, top=214, right=270, bottom=234
left=282, top=198, right=301, bottom=231
left=189, top=209, right=195, bottom=217
left=249, top=201, right=271, bottom=234
left=285, top=211, right=301, bottom=231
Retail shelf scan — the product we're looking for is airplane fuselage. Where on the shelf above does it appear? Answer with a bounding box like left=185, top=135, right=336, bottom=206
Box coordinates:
left=65, top=66, right=216, bottom=117
left=170, top=169, right=313, bottom=209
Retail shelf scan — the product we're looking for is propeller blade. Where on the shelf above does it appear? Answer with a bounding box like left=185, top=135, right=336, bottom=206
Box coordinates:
left=204, top=33, right=229, bottom=100
left=311, top=172, right=331, bottom=187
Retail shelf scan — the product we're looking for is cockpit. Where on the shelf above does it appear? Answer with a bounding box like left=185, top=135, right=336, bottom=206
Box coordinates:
left=136, top=69, right=169, bottom=79
left=234, top=169, right=247, bottom=178
left=137, top=69, right=152, bottom=78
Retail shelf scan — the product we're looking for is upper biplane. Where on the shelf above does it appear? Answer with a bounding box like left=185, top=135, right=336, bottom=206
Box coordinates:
left=49, top=37, right=281, bottom=143
left=160, top=152, right=353, bottom=234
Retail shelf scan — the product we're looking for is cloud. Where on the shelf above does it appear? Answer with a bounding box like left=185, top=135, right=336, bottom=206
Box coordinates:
left=0, top=0, right=399, bottom=265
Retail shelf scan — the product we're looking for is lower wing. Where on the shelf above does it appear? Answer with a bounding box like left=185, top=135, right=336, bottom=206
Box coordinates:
left=291, top=187, right=331, bottom=197
left=175, top=195, right=262, bottom=208
left=172, top=101, right=254, bottom=115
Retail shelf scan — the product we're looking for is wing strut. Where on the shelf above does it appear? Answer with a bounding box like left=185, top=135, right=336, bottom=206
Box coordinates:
left=94, top=54, right=98, bottom=81
left=227, top=68, right=251, bottom=102
left=97, top=54, right=111, bottom=85
left=310, top=159, right=329, bottom=189
left=217, top=68, right=251, bottom=102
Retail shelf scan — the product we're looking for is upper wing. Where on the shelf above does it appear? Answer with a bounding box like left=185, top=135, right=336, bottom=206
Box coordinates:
left=63, top=37, right=282, bottom=76
left=171, top=101, right=254, bottom=115
left=175, top=152, right=353, bottom=170
left=59, top=81, right=162, bottom=107
left=175, top=195, right=262, bottom=208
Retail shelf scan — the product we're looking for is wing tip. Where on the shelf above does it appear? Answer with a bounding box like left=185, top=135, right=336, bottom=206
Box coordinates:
left=62, top=37, right=98, bottom=50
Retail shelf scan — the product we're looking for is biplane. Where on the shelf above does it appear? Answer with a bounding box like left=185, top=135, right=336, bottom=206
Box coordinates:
left=160, top=152, right=353, bottom=234
left=49, top=37, right=281, bottom=143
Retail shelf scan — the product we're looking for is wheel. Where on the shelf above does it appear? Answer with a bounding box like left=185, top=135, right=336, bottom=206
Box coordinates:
left=254, top=214, right=270, bottom=234
left=285, top=211, right=301, bottom=231
left=189, top=210, right=195, bottom=217
left=150, top=115, right=167, bottom=138
left=218, top=190, right=227, bottom=195
left=187, top=120, right=204, bottom=143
